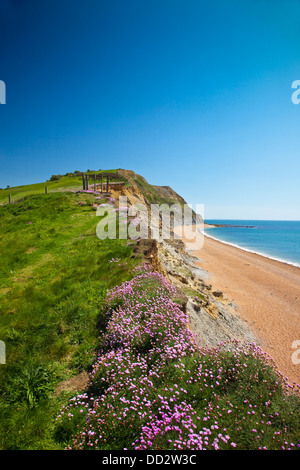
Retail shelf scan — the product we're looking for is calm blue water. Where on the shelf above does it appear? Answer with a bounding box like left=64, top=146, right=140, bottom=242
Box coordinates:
left=204, top=220, right=300, bottom=267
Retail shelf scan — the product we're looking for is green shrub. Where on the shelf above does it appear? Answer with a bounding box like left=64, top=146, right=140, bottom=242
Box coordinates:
left=5, top=363, right=54, bottom=408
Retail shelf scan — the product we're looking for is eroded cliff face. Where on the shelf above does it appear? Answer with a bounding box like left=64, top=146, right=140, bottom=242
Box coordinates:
left=112, top=169, right=188, bottom=206
left=110, top=183, right=147, bottom=206
left=156, top=239, right=258, bottom=348
left=110, top=169, right=202, bottom=227
left=106, top=169, right=259, bottom=348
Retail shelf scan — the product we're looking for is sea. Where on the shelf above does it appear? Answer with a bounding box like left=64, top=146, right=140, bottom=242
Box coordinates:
left=204, top=220, right=300, bottom=268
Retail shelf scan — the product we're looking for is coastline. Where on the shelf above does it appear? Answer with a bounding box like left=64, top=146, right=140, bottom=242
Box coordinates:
left=203, top=224, right=300, bottom=269
left=178, top=225, right=300, bottom=386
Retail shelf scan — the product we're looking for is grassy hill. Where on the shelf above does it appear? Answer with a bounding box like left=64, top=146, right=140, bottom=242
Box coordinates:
left=0, top=169, right=189, bottom=449
left=0, top=169, right=125, bottom=205
left=0, top=171, right=299, bottom=450
left=0, top=187, right=140, bottom=448
left=0, top=168, right=187, bottom=207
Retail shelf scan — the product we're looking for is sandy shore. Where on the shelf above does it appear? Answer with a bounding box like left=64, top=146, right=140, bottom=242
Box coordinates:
left=179, top=225, right=300, bottom=386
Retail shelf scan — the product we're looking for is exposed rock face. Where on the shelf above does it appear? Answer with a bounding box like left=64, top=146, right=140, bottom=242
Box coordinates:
left=106, top=169, right=258, bottom=348
left=113, top=169, right=203, bottom=225
left=131, top=232, right=258, bottom=348
left=156, top=239, right=259, bottom=348
left=132, top=239, right=168, bottom=278
left=212, top=290, right=223, bottom=298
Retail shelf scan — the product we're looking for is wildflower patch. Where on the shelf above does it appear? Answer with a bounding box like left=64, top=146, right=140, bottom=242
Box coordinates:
left=55, top=266, right=300, bottom=450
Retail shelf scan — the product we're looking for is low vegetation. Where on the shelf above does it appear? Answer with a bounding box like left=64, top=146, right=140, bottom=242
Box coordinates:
left=0, top=191, right=138, bottom=449
left=0, top=176, right=299, bottom=450
left=0, top=169, right=126, bottom=204
left=54, top=266, right=300, bottom=450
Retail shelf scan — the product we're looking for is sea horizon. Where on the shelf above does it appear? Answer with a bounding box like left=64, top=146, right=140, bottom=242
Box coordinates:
left=204, top=219, right=300, bottom=268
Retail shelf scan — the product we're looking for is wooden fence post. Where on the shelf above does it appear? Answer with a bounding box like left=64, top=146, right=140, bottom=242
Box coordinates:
left=82, top=174, right=85, bottom=190
left=101, top=175, right=103, bottom=193
left=45, top=186, right=47, bottom=194
left=106, top=175, right=109, bottom=193
left=8, top=194, right=11, bottom=204
left=86, top=175, right=89, bottom=190
left=94, top=173, right=96, bottom=191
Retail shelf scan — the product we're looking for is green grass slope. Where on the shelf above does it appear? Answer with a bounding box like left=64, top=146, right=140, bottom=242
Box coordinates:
left=0, top=169, right=127, bottom=205
left=0, top=172, right=299, bottom=451
left=0, top=190, right=139, bottom=449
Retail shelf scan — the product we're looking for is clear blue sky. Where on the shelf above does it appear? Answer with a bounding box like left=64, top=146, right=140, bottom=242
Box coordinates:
left=0, top=0, right=300, bottom=219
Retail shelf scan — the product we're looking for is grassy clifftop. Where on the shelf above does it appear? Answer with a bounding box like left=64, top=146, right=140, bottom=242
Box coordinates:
left=117, top=169, right=187, bottom=206
left=0, top=168, right=186, bottom=207
left=0, top=169, right=188, bottom=449
left=0, top=170, right=299, bottom=450
left=0, top=189, right=140, bottom=448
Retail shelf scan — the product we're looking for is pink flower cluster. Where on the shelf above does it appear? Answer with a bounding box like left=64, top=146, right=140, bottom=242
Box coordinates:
left=55, top=267, right=300, bottom=451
